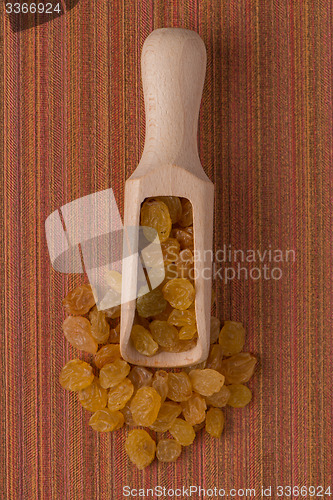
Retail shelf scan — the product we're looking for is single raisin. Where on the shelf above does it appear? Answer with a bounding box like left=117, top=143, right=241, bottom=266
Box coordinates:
left=89, top=307, right=110, bottom=344
left=128, top=366, right=153, bottom=391
left=59, top=359, right=94, bottom=391
left=89, top=409, right=124, bottom=432
left=205, top=385, right=231, bottom=408
left=227, top=384, right=252, bottom=408
left=141, top=199, right=172, bottom=243
left=220, top=353, right=257, bottom=384
left=108, top=323, right=120, bottom=343
left=167, top=308, right=196, bottom=327
left=178, top=198, right=193, bottom=227
left=130, top=387, right=161, bottom=426
left=167, top=372, right=192, bottom=402
left=179, top=324, right=197, bottom=340
left=62, top=316, right=98, bottom=354
left=94, top=344, right=121, bottom=369
left=131, top=324, right=159, bottom=356
left=171, top=227, right=194, bottom=251
left=205, top=344, right=224, bottom=373
left=156, top=439, right=182, bottom=462
left=125, top=429, right=156, bottom=470
left=188, top=369, right=225, bottom=397
left=151, top=370, right=169, bottom=403
left=181, top=393, right=207, bottom=425
left=78, top=377, right=108, bottom=412
left=169, top=418, right=195, bottom=446
left=99, top=359, right=130, bottom=389
left=162, top=278, right=195, bottom=310
left=107, top=378, right=134, bottom=411
left=62, top=284, right=95, bottom=316
left=149, top=320, right=179, bottom=349
left=149, top=401, right=182, bottom=432
left=136, top=289, right=167, bottom=318
left=219, top=321, right=245, bottom=356
left=156, top=196, right=182, bottom=224
left=205, top=407, right=225, bottom=437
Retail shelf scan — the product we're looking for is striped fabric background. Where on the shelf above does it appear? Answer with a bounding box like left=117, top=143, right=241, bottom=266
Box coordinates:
left=1, top=0, right=332, bottom=498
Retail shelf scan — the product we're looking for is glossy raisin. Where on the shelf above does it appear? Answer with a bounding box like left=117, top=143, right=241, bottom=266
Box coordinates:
left=94, top=344, right=121, bottom=369
left=162, top=278, right=195, bottom=310
left=99, top=359, right=130, bottom=389
left=130, top=387, right=162, bottom=426
left=125, top=429, right=156, bottom=470
left=151, top=370, right=169, bottom=402
left=205, top=407, right=225, bottom=437
left=220, top=353, right=257, bottom=384
left=62, top=284, right=95, bottom=316
left=219, top=321, right=245, bottom=356
left=149, top=401, right=182, bottom=432
left=89, top=409, right=124, bottom=432
left=156, top=439, right=182, bottom=462
left=205, top=385, right=231, bottom=408
left=188, top=369, right=225, bottom=397
left=131, top=324, right=159, bottom=356
left=78, top=377, right=108, bottom=412
left=205, top=344, right=224, bottom=373
left=167, top=372, right=192, bottom=402
left=181, top=393, right=207, bottom=425
left=128, top=366, right=153, bottom=391
left=107, top=378, right=134, bottom=411
left=141, top=199, right=172, bottom=243
left=169, top=418, right=195, bottom=446
left=149, top=320, right=179, bottom=349
left=167, top=308, right=196, bottom=327
left=227, top=384, right=252, bottom=408
left=136, top=289, right=167, bottom=318
left=62, top=316, right=98, bottom=354
left=89, top=307, right=110, bottom=344
left=156, top=196, right=182, bottom=224
left=59, top=359, right=94, bottom=392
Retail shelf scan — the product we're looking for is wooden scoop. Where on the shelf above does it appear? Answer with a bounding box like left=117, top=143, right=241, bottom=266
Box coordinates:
left=120, top=28, right=214, bottom=367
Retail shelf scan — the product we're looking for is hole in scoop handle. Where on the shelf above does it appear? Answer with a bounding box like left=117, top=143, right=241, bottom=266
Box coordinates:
left=141, top=28, right=207, bottom=172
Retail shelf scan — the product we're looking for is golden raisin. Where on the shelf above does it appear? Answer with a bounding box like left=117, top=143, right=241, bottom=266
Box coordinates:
left=89, top=409, right=124, bottom=432
left=162, top=278, right=195, bottom=310
left=131, top=324, right=159, bottom=356
left=125, top=429, right=156, bottom=470
left=181, top=393, right=207, bottom=425
left=99, top=359, right=130, bottom=389
left=141, top=199, right=172, bottom=243
left=89, top=307, right=110, bottom=344
left=156, top=439, right=182, bottom=462
left=210, top=317, right=221, bottom=344
left=128, top=366, right=153, bottom=391
left=62, top=284, right=95, bottom=315
left=149, top=320, right=179, bottom=349
left=120, top=404, right=135, bottom=426
left=107, top=378, right=134, bottom=411
left=78, top=377, right=108, bottom=412
left=227, top=384, right=252, bottom=408
left=205, top=407, right=225, bottom=437
left=156, top=196, right=182, bottom=224
left=130, top=387, right=161, bottom=426
left=169, top=418, right=195, bottom=446
left=161, top=238, right=181, bottom=262
left=178, top=198, right=193, bottom=227
left=188, top=369, right=225, bottom=397
left=136, top=289, right=167, bottom=318
left=179, top=324, right=197, bottom=340
left=149, top=401, right=182, bottom=432
left=104, top=270, right=122, bottom=294
left=151, top=370, right=169, bottom=403
left=167, top=372, right=192, bottom=402
left=167, top=308, right=196, bottom=327
left=59, top=359, right=94, bottom=391
left=219, top=321, right=245, bottom=356
left=62, top=316, right=98, bottom=354
left=104, top=304, right=121, bottom=319
left=205, top=385, right=231, bottom=408
left=205, top=344, right=224, bottom=373
left=220, top=353, right=257, bottom=384
left=94, top=344, right=121, bottom=369
left=171, top=227, right=194, bottom=251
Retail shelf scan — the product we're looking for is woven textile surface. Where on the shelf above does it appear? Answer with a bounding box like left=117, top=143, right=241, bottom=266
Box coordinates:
left=0, top=1, right=332, bottom=498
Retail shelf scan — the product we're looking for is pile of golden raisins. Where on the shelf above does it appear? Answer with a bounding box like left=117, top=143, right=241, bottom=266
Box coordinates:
left=60, top=280, right=257, bottom=469
left=131, top=197, right=197, bottom=355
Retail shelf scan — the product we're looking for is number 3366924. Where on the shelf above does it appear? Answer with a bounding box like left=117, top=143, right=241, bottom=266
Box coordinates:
left=5, top=3, right=62, bottom=14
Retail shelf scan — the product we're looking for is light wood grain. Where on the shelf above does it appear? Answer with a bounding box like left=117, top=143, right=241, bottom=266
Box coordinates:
left=120, top=28, right=214, bottom=367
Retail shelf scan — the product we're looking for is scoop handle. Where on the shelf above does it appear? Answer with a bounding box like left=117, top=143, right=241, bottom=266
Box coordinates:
left=140, top=28, right=207, bottom=173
